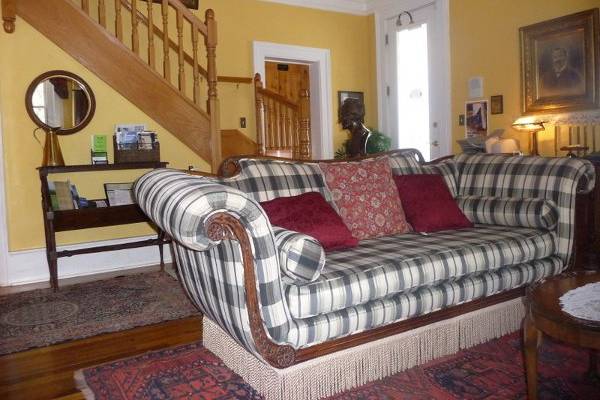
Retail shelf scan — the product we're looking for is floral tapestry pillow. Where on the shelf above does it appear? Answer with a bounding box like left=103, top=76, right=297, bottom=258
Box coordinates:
left=319, top=157, right=411, bottom=240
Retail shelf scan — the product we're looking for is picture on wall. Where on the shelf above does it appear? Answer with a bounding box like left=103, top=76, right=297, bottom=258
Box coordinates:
left=519, top=9, right=599, bottom=114
left=338, top=91, right=364, bottom=122
left=465, top=100, right=488, bottom=138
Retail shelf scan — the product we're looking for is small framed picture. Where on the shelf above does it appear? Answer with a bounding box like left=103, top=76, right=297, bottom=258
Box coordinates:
left=465, top=100, right=488, bottom=137
left=338, top=91, right=364, bottom=122
left=490, top=95, right=504, bottom=115
left=104, top=182, right=135, bottom=206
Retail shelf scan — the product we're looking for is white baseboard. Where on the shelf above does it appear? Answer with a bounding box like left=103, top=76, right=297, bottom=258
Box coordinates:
left=5, top=235, right=173, bottom=286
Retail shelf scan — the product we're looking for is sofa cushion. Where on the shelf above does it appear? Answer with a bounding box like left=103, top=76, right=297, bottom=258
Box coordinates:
left=284, top=225, right=556, bottom=319
left=260, top=192, right=358, bottom=251
left=393, top=174, right=473, bottom=232
left=286, top=255, right=563, bottom=348
left=319, top=157, right=411, bottom=240
left=456, top=195, right=559, bottom=230
left=220, top=158, right=334, bottom=204
left=272, top=227, right=326, bottom=283
left=387, top=153, right=459, bottom=197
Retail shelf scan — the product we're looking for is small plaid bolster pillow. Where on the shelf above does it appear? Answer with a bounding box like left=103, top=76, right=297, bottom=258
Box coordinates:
left=456, top=195, right=559, bottom=230
left=272, top=227, right=326, bottom=283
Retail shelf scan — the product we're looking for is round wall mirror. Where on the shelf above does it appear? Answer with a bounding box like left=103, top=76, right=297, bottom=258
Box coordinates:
left=25, top=70, right=95, bottom=135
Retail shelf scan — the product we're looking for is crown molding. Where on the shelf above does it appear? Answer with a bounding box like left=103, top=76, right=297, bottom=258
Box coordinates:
left=259, top=0, right=372, bottom=16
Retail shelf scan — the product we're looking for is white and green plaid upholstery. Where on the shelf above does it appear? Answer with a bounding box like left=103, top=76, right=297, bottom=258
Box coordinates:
left=133, top=152, right=594, bottom=361
left=220, top=158, right=334, bottom=204
left=287, top=256, right=563, bottom=348
left=285, top=225, right=556, bottom=319
left=457, top=196, right=559, bottom=230
left=387, top=150, right=459, bottom=197
left=455, top=153, right=595, bottom=263
left=272, top=227, right=326, bottom=283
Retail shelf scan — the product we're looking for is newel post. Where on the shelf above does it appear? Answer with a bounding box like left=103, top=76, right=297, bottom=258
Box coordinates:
left=254, top=73, right=266, bottom=156
left=2, top=0, right=16, bottom=33
left=298, top=89, right=311, bottom=160
left=205, top=9, right=221, bottom=172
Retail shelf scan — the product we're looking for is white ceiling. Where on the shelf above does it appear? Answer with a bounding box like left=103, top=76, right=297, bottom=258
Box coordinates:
left=259, top=0, right=375, bottom=16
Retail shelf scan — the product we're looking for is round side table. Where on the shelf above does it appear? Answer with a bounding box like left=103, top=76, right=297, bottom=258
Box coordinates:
left=524, top=272, right=600, bottom=399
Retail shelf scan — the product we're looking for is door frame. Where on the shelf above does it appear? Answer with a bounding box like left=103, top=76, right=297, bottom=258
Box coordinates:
left=374, top=0, right=451, bottom=159
left=253, top=41, right=333, bottom=159
left=0, top=89, right=9, bottom=286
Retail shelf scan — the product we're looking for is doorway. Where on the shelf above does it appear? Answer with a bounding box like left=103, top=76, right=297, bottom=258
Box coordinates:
left=253, top=41, right=333, bottom=159
left=379, top=0, right=451, bottom=161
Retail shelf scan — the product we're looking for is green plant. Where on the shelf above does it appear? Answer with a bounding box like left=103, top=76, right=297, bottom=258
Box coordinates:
left=334, top=128, right=392, bottom=159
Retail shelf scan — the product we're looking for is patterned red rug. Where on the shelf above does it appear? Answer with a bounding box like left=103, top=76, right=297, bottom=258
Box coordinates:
left=77, top=330, right=599, bottom=399
left=0, top=271, right=196, bottom=355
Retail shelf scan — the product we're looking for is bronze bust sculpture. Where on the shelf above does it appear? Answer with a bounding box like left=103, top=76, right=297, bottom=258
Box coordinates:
left=340, top=98, right=371, bottom=157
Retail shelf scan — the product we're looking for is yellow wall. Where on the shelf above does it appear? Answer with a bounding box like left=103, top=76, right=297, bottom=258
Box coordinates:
left=0, top=0, right=377, bottom=251
left=450, top=0, right=600, bottom=155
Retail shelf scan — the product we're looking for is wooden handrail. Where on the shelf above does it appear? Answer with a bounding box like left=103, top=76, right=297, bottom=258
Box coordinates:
left=257, top=87, right=299, bottom=110
left=254, top=73, right=311, bottom=160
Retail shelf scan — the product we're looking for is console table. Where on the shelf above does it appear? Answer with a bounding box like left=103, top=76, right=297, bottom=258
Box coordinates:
left=38, top=162, right=169, bottom=290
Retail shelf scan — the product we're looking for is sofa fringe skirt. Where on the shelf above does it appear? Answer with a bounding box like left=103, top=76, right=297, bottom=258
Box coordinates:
left=203, top=297, right=526, bottom=400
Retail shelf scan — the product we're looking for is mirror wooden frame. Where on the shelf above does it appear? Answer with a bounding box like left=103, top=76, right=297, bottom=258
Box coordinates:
left=25, top=70, right=96, bottom=135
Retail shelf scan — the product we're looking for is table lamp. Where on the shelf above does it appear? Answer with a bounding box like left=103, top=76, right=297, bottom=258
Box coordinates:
left=512, top=118, right=546, bottom=156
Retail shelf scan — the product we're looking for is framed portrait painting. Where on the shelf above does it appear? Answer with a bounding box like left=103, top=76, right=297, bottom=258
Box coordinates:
left=519, top=9, right=599, bottom=114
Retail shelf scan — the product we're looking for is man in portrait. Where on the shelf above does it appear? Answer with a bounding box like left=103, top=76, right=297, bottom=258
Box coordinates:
left=539, top=45, right=584, bottom=98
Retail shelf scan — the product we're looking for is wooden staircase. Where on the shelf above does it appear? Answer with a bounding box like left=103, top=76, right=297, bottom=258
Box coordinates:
left=254, top=73, right=311, bottom=160
left=2, top=0, right=221, bottom=171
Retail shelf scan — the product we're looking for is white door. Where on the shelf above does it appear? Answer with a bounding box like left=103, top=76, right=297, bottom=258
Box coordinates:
left=382, top=1, right=449, bottom=161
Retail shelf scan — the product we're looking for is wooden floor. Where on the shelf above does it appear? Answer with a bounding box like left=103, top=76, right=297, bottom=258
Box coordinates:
left=0, top=316, right=203, bottom=400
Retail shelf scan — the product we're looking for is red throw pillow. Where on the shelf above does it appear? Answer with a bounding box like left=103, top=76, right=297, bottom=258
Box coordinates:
left=260, top=192, right=359, bottom=251
left=319, top=157, right=411, bottom=240
left=393, top=174, right=473, bottom=232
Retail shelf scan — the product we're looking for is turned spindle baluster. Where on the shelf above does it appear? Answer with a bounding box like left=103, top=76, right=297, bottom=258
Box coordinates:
left=147, top=0, right=155, bottom=68
left=205, top=9, right=220, bottom=172
left=298, top=89, right=311, bottom=160
left=98, top=0, right=106, bottom=27
left=131, top=0, right=139, bottom=55
left=254, top=74, right=266, bottom=156
left=161, top=0, right=171, bottom=83
left=81, top=0, right=89, bottom=14
left=191, top=27, right=200, bottom=105
left=176, top=9, right=185, bottom=92
left=115, top=0, right=123, bottom=41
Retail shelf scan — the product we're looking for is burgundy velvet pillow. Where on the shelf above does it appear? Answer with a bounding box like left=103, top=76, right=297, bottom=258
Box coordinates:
left=393, top=174, right=473, bottom=232
left=260, top=192, right=359, bottom=251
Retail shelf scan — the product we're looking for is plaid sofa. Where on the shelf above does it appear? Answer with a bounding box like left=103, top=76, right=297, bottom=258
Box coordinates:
left=133, top=150, right=594, bottom=364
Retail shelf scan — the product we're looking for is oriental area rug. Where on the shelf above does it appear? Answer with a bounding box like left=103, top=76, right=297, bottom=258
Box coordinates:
left=0, top=271, right=196, bottom=355
left=76, top=331, right=598, bottom=400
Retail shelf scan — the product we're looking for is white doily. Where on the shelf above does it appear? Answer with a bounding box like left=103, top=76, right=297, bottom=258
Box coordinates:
left=559, top=282, right=600, bottom=322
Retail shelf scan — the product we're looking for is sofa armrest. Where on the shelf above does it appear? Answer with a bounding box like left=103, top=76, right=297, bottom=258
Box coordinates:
left=133, top=169, right=296, bottom=367
left=455, top=154, right=596, bottom=265
left=456, top=195, right=559, bottom=230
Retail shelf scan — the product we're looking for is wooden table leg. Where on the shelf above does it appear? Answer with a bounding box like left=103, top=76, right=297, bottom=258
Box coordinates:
left=589, top=350, right=599, bottom=381
left=524, top=314, right=541, bottom=400
left=158, top=230, right=166, bottom=271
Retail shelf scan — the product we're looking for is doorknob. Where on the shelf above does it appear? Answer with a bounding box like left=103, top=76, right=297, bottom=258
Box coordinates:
left=431, top=140, right=439, bottom=147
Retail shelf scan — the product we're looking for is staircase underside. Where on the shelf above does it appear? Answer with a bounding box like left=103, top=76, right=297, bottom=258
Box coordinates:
left=16, top=0, right=212, bottom=162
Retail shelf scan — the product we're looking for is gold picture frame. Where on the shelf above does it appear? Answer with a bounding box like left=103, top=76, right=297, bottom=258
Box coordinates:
left=519, top=8, right=599, bottom=114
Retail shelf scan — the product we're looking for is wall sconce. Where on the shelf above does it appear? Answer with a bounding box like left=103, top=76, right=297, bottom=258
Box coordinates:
left=512, top=117, right=546, bottom=156
left=396, top=11, right=414, bottom=27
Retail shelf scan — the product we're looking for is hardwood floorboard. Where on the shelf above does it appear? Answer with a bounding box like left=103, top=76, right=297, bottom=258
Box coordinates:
left=0, top=316, right=202, bottom=400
